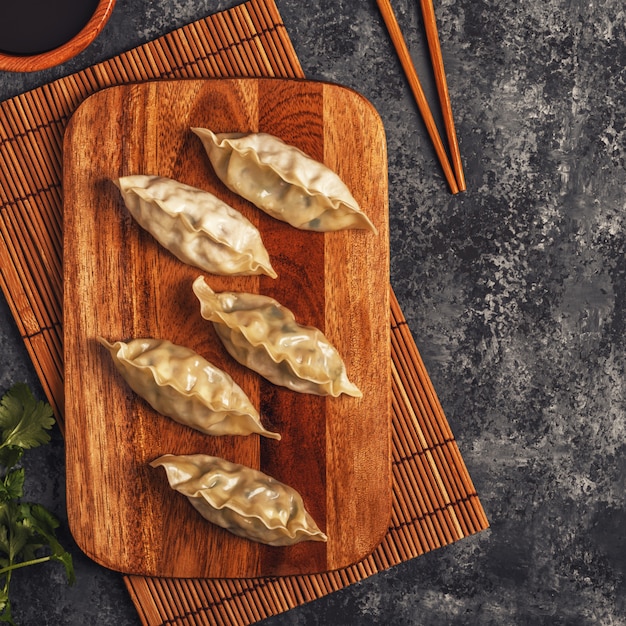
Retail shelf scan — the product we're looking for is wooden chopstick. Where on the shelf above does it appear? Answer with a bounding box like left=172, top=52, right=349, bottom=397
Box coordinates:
left=419, top=0, right=466, bottom=191
left=375, top=0, right=462, bottom=194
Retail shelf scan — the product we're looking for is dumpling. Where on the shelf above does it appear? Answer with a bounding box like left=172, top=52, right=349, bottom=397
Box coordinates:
left=114, top=175, right=277, bottom=278
left=150, top=453, right=327, bottom=546
left=98, top=337, right=280, bottom=439
left=191, top=128, right=377, bottom=234
left=192, top=276, right=362, bottom=397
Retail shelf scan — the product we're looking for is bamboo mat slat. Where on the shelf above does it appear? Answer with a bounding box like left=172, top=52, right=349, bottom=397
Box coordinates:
left=0, top=0, right=488, bottom=623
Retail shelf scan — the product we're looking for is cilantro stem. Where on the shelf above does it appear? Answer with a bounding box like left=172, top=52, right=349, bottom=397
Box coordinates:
left=0, top=555, right=54, bottom=577
left=0, top=384, right=74, bottom=622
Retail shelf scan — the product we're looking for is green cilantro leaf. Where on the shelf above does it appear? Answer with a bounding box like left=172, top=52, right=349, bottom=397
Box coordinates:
left=0, top=587, right=12, bottom=626
left=0, top=470, right=24, bottom=504
left=0, top=384, right=75, bottom=624
left=0, top=451, right=20, bottom=476
left=0, top=526, right=9, bottom=560
left=0, top=383, right=55, bottom=452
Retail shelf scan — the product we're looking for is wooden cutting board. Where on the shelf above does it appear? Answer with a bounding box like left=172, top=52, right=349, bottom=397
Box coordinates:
left=63, top=78, right=390, bottom=578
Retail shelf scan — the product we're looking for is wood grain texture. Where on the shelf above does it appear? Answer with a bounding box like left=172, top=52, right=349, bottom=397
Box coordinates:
left=62, top=78, right=391, bottom=578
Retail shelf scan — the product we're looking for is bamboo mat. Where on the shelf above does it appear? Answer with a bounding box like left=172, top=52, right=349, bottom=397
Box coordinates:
left=0, top=0, right=488, bottom=624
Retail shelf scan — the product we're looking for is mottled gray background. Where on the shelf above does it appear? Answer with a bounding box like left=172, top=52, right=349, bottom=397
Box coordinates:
left=1, top=0, right=625, bottom=624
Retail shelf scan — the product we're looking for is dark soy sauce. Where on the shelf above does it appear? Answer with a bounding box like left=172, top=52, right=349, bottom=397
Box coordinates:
left=0, top=0, right=100, bottom=55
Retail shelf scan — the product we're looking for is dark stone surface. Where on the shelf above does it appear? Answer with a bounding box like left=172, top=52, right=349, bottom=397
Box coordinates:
left=1, top=0, right=625, bottom=623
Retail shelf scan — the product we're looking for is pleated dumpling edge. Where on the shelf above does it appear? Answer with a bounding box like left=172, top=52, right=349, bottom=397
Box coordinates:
left=150, top=453, right=328, bottom=546
left=114, top=174, right=277, bottom=278
left=191, top=276, right=362, bottom=398
left=191, top=127, right=378, bottom=234
left=98, top=336, right=281, bottom=440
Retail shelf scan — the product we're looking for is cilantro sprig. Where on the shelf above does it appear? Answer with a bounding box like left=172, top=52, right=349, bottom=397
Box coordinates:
left=0, top=384, right=75, bottom=625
